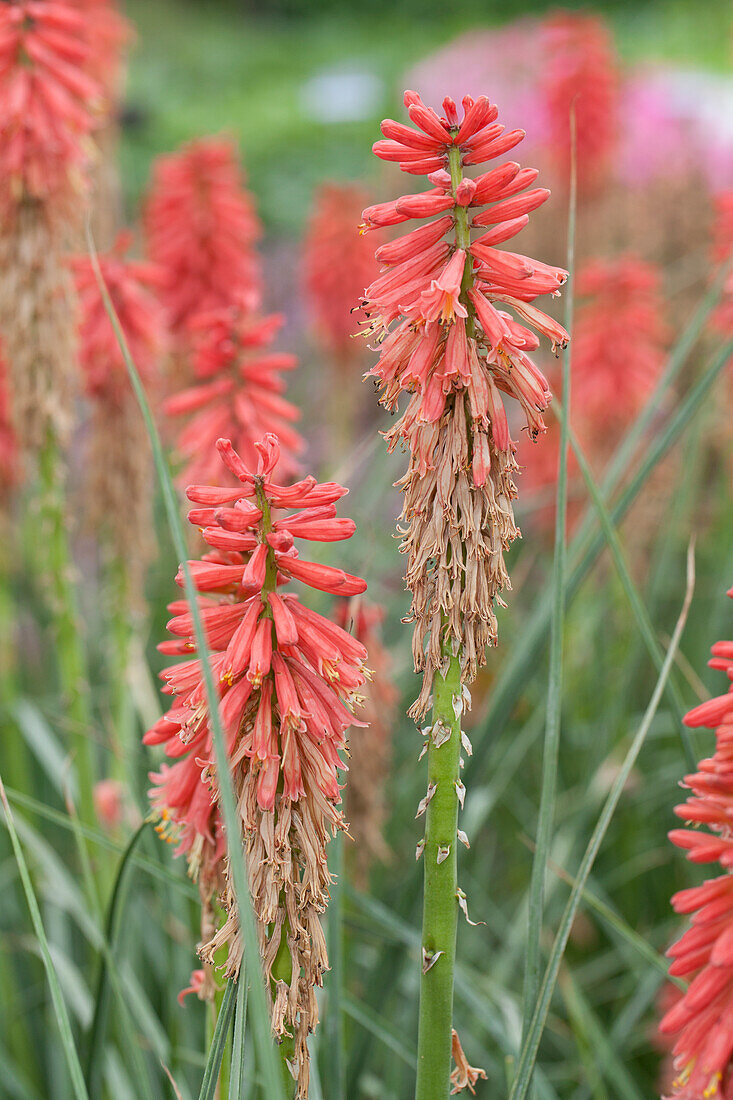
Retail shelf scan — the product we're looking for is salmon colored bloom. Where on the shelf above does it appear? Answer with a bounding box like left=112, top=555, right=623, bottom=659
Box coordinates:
left=711, top=193, right=733, bottom=336
left=0, top=0, right=101, bottom=211
left=303, top=183, right=381, bottom=360
left=72, top=231, right=167, bottom=400
left=572, top=256, right=667, bottom=445
left=540, top=12, right=619, bottom=194
left=72, top=232, right=168, bottom=597
left=660, top=587, right=733, bottom=1099
left=146, top=433, right=367, bottom=1096
left=164, top=294, right=303, bottom=486
left=144, top=138, right=261, bottom=338
left=362, top=89, right=568, bottom=712
left=69, top=0, right=132, bottom=97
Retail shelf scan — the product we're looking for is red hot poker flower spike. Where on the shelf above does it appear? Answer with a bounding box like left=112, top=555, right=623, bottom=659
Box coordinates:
left=164, top=294, right=303, bottom=487
left=540, top=12, right=619, bottom=195
left=144, top=137, right=262, bottom=338
left=146, top=433, right=367, bottom=1097
left=362, top=89, right=568, bottom=714
left=303, top=183, right=382, bottom=361
left=0, top=0, right=101, bottom=211
left=572, top=255, right=668, bottom=451
left=660, top=588, right=733, bottom=1100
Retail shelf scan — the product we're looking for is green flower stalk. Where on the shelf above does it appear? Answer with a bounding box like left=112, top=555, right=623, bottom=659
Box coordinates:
left=361, top=90, right=569, bottom=1097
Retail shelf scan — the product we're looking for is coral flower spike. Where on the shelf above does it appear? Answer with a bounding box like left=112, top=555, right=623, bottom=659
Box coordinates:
left=660, top=586, right=733, bottom=1099
left=145, top=137, right=262, bottom=338
left=362, top=89, right=568, bottom=712
left=146, top=434, right=367, bottom=1098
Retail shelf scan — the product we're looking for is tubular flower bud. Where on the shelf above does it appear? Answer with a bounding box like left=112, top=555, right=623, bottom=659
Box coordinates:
left=144, top=138, right=262, bottom=338
left=164, top=294, right=303, bottom=487
left=71, top=232, right=168, bottom=600
left=659, top=588, right=733, bottom=1100
left=303, top=183, right=382, bottom=360
left=146, top=434, right=367, bottom=1097
left=362, top=89, right=568, bottom=713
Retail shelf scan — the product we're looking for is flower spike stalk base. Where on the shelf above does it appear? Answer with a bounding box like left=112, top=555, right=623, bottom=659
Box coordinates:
left=416, top=654, right=463, bottom=1096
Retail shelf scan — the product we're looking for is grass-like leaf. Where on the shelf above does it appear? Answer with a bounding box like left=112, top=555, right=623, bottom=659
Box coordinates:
left=198, top=980, right=237, bottom=1100
left=85, top=822, right=149, bottom=1096
left=228, top=968, right=248, bottom=1100
left=508, top=545, right=696, bottom=1100
left=522, top=106, right=576, bottom=1048
left=0, top=776, right=89, bottom=1100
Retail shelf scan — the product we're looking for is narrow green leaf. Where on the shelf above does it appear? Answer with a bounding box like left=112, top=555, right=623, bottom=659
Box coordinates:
left=566, top=422, right=696, bottom=769
left=508, top=548, right=695, bottom=1100
left=85, top=822, right=148, bottom=1096
left=0, top=777, right=89, bottom=1100
left=342, top=994, right=416, bottom=1068
left=86, top=226, right=285, bottom=1098
left=198, top=981, right=236, bottom=1100
left=522, top=104, right=576, bottom=1050
left=228, top=969, right=248, bottom=1100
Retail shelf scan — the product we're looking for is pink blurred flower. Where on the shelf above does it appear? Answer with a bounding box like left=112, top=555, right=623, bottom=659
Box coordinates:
left=93, top=778, right=125, bottom=829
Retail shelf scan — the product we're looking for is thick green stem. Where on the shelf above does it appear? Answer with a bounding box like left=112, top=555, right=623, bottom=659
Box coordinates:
left=415, top=654, right=462, bottom=1100
left=256, top=482, right=296, bottom=1094
left=414, top=133, right=475, bottom=1100
left=38, top=430, right=95, bottom=826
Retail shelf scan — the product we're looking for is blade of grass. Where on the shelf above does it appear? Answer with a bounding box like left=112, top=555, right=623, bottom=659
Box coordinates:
left=198, top=981, right=237, bottom=1100
left=86, top=225, right=286, bottom=1099
left=4, top=786, right=197, bottom=896
left=508, top=543, right=695, bottom=1100
left=566, top=421, right=696, bottom=770
left=522, top=105, right=576, bottom=1051
left=0, top=775, right=89, bottom=1100
left=228, top=968, right=248, bottom=1100
left=342, top=993, right=416, bottom=1069
left=85, top=822, right=148, bottom=1096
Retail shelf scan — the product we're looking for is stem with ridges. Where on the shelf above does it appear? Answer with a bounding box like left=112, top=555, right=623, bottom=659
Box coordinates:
left=415, top=653, right=462, bottom=1099
left=257, top=481, right=296, bottom=1095
left=415, top=137, right=474, bottom=1100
